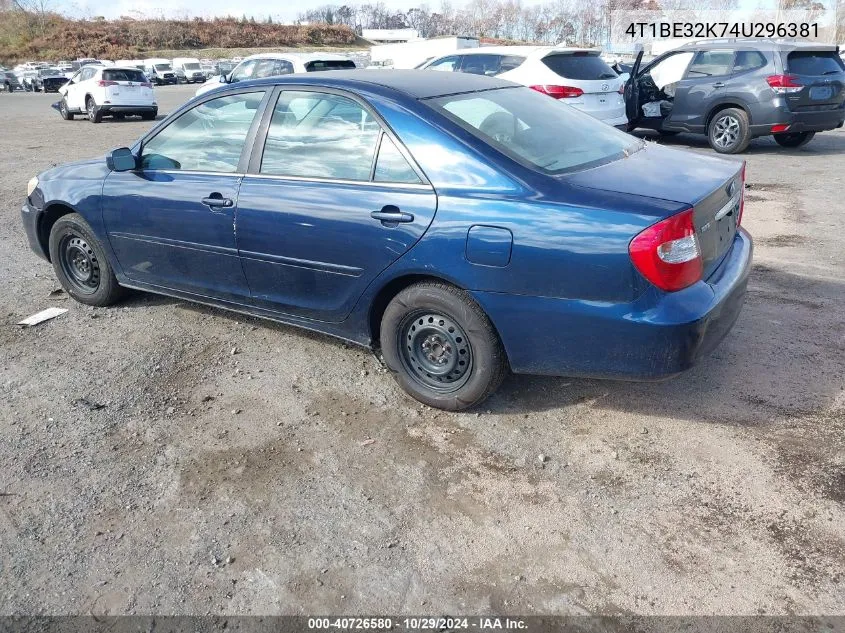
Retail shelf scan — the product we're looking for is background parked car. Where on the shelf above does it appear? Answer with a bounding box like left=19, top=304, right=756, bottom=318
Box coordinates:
left=58, top=65, right=157, bottom=123
left=143, top=59, right=177, bottom=85
left=3, top=71, right=22, bottom=92
left=33, top=67, right=70, bottom=92
left=172, top=57, right=206, bottom=83
left=195, top=52, right=356, bottom=96
left=419, top=46, right=628, bottom=128
left=624, top=39, right=845, bottom=153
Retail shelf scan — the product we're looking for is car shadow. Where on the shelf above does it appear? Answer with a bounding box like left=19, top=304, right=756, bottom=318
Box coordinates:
left=632, top=128, right=845, bottom=156
left=484, top=264, right=844, bottom=424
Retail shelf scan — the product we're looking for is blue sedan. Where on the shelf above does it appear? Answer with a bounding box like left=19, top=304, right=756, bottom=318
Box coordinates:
left=21, top=71, right=752, bottom=410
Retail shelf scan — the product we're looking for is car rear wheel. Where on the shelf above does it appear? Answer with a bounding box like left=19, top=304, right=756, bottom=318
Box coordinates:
left=48, top=213, right=126, bottom=306
left=86, top=97, right=102, bottom=123
left=708, top=108, right=751, bottom=154
left=380, top=282, right=508, bottom=411
left=773, top=131, right=815, bottom=148
left=59, top=98, right=73, bottom=120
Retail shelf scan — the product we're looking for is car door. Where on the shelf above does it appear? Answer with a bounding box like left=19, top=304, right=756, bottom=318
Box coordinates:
left=624, top=50, right=644, bottom=127
left=668, top=49, right=735, bottom=131
left=101, top=90, right=270, bottom=301
left=66, top=69, right=87, bottom=109
left=235, top=88, right=437, bottom=322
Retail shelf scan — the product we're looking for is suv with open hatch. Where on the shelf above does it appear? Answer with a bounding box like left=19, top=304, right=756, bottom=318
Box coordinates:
left=624, top=39, right=845, bottom=153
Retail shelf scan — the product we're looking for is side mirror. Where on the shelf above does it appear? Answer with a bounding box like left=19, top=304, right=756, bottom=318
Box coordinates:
left=107, top=147, right=137, bottom=172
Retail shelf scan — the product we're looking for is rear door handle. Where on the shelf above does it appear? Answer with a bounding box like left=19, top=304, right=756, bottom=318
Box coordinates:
left=201, top=193, right=234, bottom=209
left=712, top=82, right=726, bottom=88
left=371, top=206, right=414, bottom=225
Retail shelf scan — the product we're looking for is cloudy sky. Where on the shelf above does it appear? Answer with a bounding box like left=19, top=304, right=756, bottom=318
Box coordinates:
left=62, top=0, right=513, bottom=21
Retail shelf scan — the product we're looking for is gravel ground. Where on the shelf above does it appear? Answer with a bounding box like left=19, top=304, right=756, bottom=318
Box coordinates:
left=0, top=85, right=843, bottom=616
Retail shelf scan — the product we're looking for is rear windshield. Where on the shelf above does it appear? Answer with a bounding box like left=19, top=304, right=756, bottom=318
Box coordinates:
left=542, top=53, right=618, bottom=80
left=787, top=51, right=844, bottom=75
left=104, top=69, right=147, bottom=82
left=428, top=86, right=642, bottom=175
left=305, top=60, right=356, bottom=72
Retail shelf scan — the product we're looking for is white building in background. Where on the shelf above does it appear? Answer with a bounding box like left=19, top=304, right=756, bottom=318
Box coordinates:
left=362, top=28, right=420, bottom=44
left=369, top=36, right=479, bottom=69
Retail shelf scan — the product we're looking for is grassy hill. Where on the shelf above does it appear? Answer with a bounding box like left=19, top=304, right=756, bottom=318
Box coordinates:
left=0, top=12, right=360, bottom=64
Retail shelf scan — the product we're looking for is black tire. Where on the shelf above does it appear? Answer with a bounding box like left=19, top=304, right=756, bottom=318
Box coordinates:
left=773, top=131, right=815, bottom=148
left=707, top=107, right=751, bottom=154
left=48, top=213, right=126, bottom=307
left=141, top=109, right=157, bottom=121
left=380, top=282, right=508, bottom=411
left=59, top=97, right=73, bottom=120
left=86, top=96, right=102, bottom=123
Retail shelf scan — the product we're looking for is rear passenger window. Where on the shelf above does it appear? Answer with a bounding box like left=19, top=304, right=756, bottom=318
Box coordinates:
left=460, top=55, right=502, bottom=76
left=374, top=135, right=421, bottom=184
left=732, top=51, right=767, bottom=73
left=498, top=55, right=526, bottom=74
left=261, top=91, right=380, bottom=181
left=687, top=50, right=734, bottom=77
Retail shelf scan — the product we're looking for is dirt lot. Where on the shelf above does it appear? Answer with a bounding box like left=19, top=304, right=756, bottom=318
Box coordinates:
left=0, top=85, right=843, bottom=616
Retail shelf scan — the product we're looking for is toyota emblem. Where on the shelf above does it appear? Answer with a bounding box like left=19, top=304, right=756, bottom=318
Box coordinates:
left=602, top=83, right=609, bottom=91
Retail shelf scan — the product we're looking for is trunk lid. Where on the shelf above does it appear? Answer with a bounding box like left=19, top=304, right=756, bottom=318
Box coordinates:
left=565, top=143, right=744, bottom=278
left=780, top=49, right=845, bottom=112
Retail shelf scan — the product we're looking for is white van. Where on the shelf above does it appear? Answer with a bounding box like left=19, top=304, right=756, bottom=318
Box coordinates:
left=172, top=57, right=206, bottom=83
left=143, top=58, right=177, bottom=85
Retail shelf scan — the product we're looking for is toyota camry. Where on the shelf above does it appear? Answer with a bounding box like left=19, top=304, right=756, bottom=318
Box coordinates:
left=21, top=71, right=752, bottom=410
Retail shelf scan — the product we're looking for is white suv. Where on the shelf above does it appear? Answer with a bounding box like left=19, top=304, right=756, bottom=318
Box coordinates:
left=58, top=65, right=157, bottom=123
left=420, top=47, right=627, bottom=128
left=195, top=52, right=356, bottom=97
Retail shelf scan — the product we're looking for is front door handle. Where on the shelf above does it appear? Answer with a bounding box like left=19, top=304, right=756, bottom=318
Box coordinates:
left=201, top=193, right=234, bottom=209
left=712, top=82, right=726, bottom=88
left=371, top=206, right=414, bottom=225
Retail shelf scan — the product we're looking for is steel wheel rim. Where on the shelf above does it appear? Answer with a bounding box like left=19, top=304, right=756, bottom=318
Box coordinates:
left=87, top=100, right=95, bottom=119
left=398, top=311, right=473, bottom=393
left=713, top=115, right=739, bottom=148
left=59, top=234, right=100, bottom=294
left=60, top=100, right=67, bottom=115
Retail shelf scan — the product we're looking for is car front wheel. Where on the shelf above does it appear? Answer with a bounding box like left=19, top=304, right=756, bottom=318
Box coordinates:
left=380, top=281, right=508, bottom=411
left=48, top=213, right=126, bottom=306
left=59, top=97, right=73, bottom=120
left=708, top=108, right=751, bottom=154
left=773, top=131, right=815, bottom=148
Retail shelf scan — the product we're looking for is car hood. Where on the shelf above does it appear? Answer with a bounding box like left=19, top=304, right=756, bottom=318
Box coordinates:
left=41, top=156, right=109, bottom=182
left=564, top=142, right=741, bottom=206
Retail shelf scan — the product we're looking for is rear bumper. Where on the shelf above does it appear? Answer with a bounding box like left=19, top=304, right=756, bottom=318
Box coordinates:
left=98, top=105, right=157, bottom=114
left=750, top=99, right=845, bottom=135
left=474, top=228, right=753, bottom=379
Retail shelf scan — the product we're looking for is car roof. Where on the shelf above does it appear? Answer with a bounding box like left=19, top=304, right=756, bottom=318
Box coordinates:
left=232, top=69, right=517, bottom=99
left=679, top=38, right=839, bottom=52
left=457, top=45, right=602, bottom=58
left=242, top=52, right=352, bottom=63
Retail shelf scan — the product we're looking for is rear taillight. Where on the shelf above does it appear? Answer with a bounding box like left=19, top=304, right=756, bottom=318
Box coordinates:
left=97, top=80, right=117, bottom=87
left=617, top=84, right=625, bottom=94
left=766, top=74, right=802, bottom=94
left=530, top=84, right=584, bottom=99
left=737, top=162, right=746, bottom=226
left=629, top=208, right=702, bottom=292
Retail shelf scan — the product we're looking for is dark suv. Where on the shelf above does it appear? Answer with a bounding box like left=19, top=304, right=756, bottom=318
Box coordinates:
left=624, top=39, right=845, bottom=153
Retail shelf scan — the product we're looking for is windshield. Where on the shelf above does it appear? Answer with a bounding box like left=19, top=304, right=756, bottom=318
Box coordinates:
left=154, top=64, right=172, bottom=71
left=427, top=86, right=642, bottom=175
left=39, top=68, right=61, bottom=76
left=184, top=63, right=201, bottom=70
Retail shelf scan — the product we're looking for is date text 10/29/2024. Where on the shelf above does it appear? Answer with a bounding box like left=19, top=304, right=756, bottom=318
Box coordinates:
left=308, top=618, right=529, bottom=630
